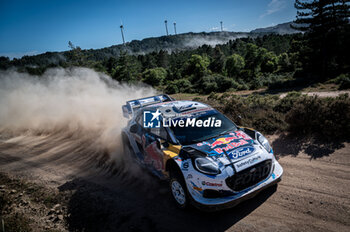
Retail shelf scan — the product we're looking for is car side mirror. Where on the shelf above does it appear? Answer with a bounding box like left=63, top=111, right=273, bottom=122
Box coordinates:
left=156, top=138, right=168, bottom=149
left=130, top=124, right=138, bottom=133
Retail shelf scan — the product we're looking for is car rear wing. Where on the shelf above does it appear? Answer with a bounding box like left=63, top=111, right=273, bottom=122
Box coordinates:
left=122, top=94, right=174, bottom=118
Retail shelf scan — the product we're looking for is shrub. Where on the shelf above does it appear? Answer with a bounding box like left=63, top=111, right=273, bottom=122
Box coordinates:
left=225, top=54, right=245, bottom=78
left=203, top=81, right=218, bottom=94
left=286, top=94, right=350, bottom=140
left=250, top=77, right=263, bottom=90
left=207, top=92, right=219, bottom=101
left=321, top=94, right=350, bottom=138
left=252, top=109, right=286, bottom=134
left=204, top=91, right=350, bottom=139
left=171, top=78, right=193, bottom=93
left=216, top=76, right=236, bottom=92
left=239, top=69, right=254, bottom=81
left=338, top=74, right=350, bottom=90
left=222, top=95, right=285, bottom=134
left=233, top=79, right=249, bottom=90
left=199, top=75, right=237, bottom=93
left=201, top=75, right=219, bottom=93
left=274, top=91, right=302, bottom=113
left=142, top=67, right=167, bottom=86
left=165, top=84, right=179, bottom=94
left=326, top=73, right=350, bottom=90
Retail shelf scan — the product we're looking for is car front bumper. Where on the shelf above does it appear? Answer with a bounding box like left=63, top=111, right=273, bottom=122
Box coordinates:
left=189, top=160, right=283, bottom=211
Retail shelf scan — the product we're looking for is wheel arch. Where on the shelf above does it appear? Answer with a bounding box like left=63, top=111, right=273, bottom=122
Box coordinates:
left=165, top=158, right=182, bottom=178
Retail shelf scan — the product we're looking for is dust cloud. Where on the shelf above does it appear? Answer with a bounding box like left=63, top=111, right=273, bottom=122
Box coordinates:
left=0, top=68, right=156, bottom=179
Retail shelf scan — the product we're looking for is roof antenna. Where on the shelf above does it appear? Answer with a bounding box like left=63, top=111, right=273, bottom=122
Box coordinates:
left=164, top=20, right=169, bottom=36
left=173, top=22, right=177, bottom=35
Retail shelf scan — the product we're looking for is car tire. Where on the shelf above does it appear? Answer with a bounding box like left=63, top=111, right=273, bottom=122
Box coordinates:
left=169, top=171, right=188, bottom=209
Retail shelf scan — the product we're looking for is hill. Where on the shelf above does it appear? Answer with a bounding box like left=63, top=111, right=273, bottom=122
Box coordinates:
left=1, top=22, right=299, bottom=67
left=250, top=22, right=299, bottom=34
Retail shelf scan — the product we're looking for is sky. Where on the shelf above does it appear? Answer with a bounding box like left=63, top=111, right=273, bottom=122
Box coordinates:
left=0, top=0, right=297, bottom=59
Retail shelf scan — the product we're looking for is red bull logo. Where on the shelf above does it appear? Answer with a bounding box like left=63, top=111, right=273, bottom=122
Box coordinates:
left=214, top=139, right=249, bottom=154
left=196, top=131, right=252, bottom=154
left=210, top=136, right=236, bottom=148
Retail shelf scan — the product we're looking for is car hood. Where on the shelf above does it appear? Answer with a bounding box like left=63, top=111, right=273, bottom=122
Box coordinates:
left=188, top=130, right=267, bottom=166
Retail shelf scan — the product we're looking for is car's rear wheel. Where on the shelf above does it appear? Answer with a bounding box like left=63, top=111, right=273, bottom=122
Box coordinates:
left=169, top=170, right=188, bottom=209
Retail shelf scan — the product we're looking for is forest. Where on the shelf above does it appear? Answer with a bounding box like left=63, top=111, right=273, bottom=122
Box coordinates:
left=0, top=1, right=349, bottom=95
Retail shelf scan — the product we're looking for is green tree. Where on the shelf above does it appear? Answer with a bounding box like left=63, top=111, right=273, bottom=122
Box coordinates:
left=260, top=50, right=278, bottom=73
left=184, top=54, right=210, bottom=82
left=142, top=67, right=167, bottom=86
left=225, top=54, right=245, bottom=77
left=277, top=53, right=293, bottom=72
left=0, top=56, right=10, bottom=70
left=244, top=43, right=260, bottom=71
left=66, top=41, right=84, bottom=65
left=105, top=57, right=117, bottom=75
left=156, top=50, right=169, bottom=68
left=166, top=78, right=192, bottom=93
left=209, top=47, right=226, bottom=74
left=112, top=52, right=141, bottom=83
left=293, top=0, right=350, bottom=78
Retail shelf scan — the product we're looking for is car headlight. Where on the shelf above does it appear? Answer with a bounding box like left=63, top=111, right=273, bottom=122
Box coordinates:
left=194, top=157, right=220, bottom=175
left=257, top=133, right=272, bottom=153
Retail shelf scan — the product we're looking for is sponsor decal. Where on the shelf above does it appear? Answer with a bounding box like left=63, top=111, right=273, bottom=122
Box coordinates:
left=232, top=131, right=251, bottom=140
left=193, top=186, right=203, bottom=191
left=144, top=142, right=164, bottom=171
left=271, top=173, right=276, bottom=180
left=214, top=139, right=249, bottom=154
left=191, top=181, right=203, bottom=192
left=210, top=136, right=236, bottom=148
left=229, top=146, right=255, bottom=160
left=177, top=104, right=193, bottom=111
left=234, top=154, right=263, bottom=172
left=182, top=161, right=189, bottom=170
left=196, top=141, right=210, bottom=147
left=201, top=181, right=223, bottom=187
left=196, top=131, right=252, bottom=154
left=186, top=174, right=193, bottom=179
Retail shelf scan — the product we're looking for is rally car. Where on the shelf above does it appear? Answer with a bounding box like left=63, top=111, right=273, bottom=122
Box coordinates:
left=121, top=94, right=283, bottom=211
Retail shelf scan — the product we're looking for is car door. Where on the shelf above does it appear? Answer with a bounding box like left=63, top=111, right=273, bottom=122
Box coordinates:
left=129, top=111, right=147, bottom=160
left=143, top=125, right=169, bottom=173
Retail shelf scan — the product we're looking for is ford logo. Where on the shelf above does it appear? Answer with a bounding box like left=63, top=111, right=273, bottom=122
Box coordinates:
left=229, top=146, right=255, bottom=160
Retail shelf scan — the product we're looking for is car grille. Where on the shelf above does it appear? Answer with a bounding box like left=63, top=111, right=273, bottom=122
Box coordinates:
left=226, top=160, right=272, bottom=192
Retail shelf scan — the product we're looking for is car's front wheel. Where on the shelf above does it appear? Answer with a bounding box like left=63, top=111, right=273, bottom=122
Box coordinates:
left=169, top=171, right=188, bottom=209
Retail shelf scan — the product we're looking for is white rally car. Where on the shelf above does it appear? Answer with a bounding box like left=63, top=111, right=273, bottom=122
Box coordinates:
left=121, top=94, right=283, bottom=211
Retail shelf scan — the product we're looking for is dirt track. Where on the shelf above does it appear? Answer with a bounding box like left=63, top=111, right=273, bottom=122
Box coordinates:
left=279, top=90, right=350, bottom=98
left=0, top=132, right=349, bottom=232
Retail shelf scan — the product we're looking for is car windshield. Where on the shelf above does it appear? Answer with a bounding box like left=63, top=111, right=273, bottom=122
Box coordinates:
left=169, top=111, right=237, bottom=145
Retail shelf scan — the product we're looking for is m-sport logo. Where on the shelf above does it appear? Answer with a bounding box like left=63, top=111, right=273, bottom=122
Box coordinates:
left=143, top=109, right=222, bottom=128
